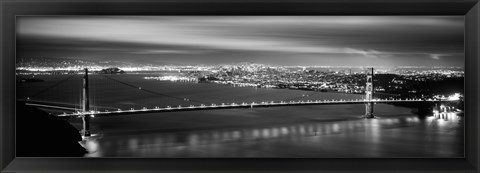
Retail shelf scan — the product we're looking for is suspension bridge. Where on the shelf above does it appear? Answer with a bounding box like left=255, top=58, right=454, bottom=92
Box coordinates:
left=18, top=68, right=459, bottom=137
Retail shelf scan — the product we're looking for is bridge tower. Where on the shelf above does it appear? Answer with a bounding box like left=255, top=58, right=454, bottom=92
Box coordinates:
left=363, top=68, right=375, bottom=118
left=82, top=68, right=91, bottom=137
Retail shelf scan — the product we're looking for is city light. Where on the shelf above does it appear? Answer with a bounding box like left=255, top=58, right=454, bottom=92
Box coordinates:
left=448, top=93, right=461, bottom=101
left=144, top=76, right=198, bottom=82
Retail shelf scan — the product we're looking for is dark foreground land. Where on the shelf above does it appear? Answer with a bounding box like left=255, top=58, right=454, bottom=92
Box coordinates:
left=16, top=102, right=87, bottom=157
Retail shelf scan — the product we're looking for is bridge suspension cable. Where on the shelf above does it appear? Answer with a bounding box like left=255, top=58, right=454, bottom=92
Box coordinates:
left=283, top=91, right=321, bottom=102
left=29, top=74, right=76, bottom=98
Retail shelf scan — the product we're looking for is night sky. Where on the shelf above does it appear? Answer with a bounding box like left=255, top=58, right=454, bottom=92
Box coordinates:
left=16, top=16, right=464, bottom=67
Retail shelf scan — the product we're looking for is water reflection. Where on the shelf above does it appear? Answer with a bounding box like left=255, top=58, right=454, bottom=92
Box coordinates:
left=430, top=112, right=460, bottom=122
left=80, top=136, right=103, bottom=157
left=82, top=111, right=463, bottom=157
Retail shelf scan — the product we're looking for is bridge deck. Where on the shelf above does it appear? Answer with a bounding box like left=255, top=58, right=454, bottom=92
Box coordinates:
left=21, top=99, right=453, bottom=117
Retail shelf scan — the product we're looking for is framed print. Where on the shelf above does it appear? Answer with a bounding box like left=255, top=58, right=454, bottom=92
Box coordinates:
left=1, top=0, right=479, bottom=172
left=14, top=15, right=466, bottom=158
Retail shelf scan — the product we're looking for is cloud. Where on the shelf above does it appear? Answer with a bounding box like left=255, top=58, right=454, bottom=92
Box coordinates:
left=130, top=50, right=212, bottom=54
left=430, top=54, right=441, bottom=60
left=17, top=18, right=394, bottom=57
left=428, top=53, right=463, bottom=60
left=16, top=16, right=464, bottom=66
left=343, top=48, right=388, bottom=58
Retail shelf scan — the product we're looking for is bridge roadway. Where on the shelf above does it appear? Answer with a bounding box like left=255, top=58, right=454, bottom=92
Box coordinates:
left=32, top=98, right=452, bottom=118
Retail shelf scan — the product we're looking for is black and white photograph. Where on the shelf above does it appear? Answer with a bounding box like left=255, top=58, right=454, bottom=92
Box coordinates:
left=15, top=16, right=465, bottom=158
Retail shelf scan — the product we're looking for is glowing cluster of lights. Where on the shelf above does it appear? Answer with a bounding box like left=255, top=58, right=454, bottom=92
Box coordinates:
left=18, top=67, right=105, bottom=71
left=212, top=81, right=259, bottom=87
left=447, top=93, right=461, bottom=101
left=144, top=76, right=198, bottom=82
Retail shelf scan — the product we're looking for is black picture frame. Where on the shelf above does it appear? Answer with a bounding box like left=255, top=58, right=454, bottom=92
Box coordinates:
left=1, top=0, right=479, bottom=172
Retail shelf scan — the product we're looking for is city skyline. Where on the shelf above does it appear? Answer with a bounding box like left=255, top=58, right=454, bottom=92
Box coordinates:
left=17, top=16, right=464, bottom=67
